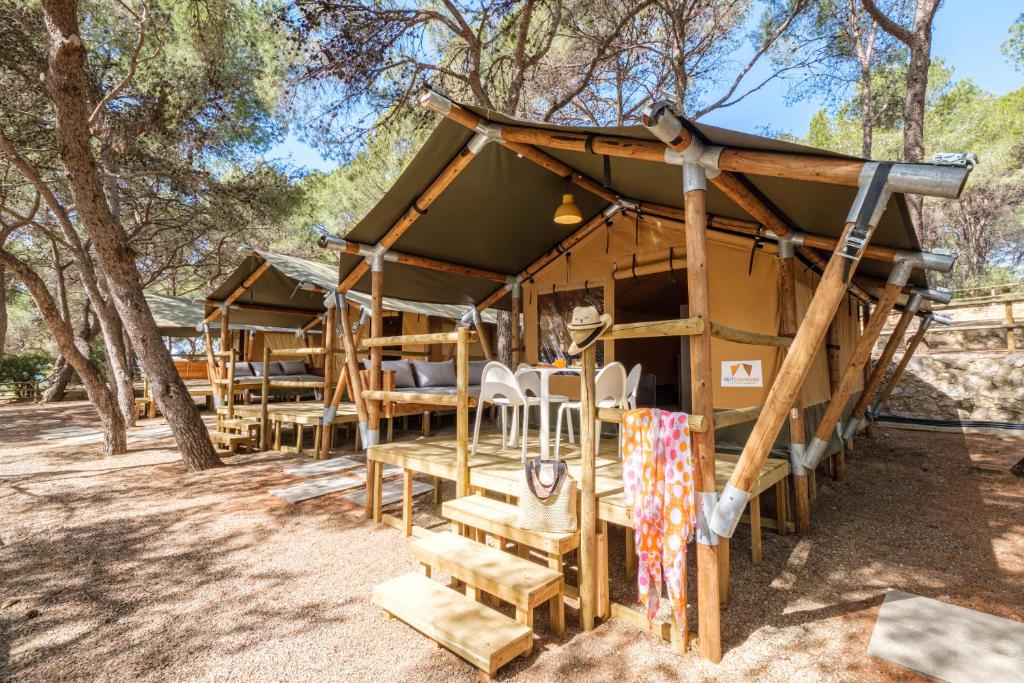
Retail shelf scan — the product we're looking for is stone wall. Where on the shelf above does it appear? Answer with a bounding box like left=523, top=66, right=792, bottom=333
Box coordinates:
left=879, top=352, right=1024, bottom=423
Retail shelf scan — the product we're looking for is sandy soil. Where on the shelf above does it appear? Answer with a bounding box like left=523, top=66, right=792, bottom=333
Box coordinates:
left=1, top=401, right=1021, bottom=682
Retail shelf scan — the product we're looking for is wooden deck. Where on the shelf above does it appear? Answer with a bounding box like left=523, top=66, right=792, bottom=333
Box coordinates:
left=222, top=401, right=359, bottom=426
left=368, top=431, right=623, bottom=496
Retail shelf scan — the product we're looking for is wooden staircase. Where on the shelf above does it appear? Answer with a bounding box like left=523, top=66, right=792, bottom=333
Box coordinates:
left=209, top=414, right=259, bottom=455
left=372, top=494, right=578, bottom=681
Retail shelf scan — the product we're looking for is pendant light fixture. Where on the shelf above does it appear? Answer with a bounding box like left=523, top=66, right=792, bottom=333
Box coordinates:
left=553, top=176, right=582, bottom=225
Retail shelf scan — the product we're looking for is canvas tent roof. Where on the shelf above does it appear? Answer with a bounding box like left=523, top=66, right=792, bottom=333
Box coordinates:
left=147, top=293, right=210, bottom=337
left=145, top=293, right=320, bottom=337
left=205, top=251, right=497, bottom=327
left=337, top=101, right=930, bottom=308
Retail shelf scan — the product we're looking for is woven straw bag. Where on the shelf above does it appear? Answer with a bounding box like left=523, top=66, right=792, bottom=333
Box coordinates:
left=517, top=458, right=578, bottom=533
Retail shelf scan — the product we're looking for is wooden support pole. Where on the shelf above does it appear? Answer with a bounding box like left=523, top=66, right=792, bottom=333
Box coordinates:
left=873, top=315, right=931, bottom=411
left=218, top=307, right=230, bottom=406
left=778, top=251, right=810, bottom=535
left=259, top=344, right=270, bottom=451
left=801, top=279, right=906, bottom=472
left=683, top=167, right=723, bottom=663
left=473, top=321, right=494, bottom=361
left=578, top=343, right=598, bottom=632
left=1005, top=302, right=1017, bottom=352
left=338, top=299, right=370, bottom=428
left=511, top=285, right=522, bottom=366
left=203, top=325, right=217, bottom=401
left=825, top=311, right=847, bottom=480
left=847, top=305, right=918, bottom=429
left=226, top=349, right=236, bottom=421
left=366, top=265, right=384, bottom=520
left=456, top=327, right=470, bottom=497
left=318, top=305, right=337, bottom=459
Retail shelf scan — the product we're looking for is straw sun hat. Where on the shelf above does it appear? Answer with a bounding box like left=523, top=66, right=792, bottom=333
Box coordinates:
left=567, top=305, right=613, bottom=355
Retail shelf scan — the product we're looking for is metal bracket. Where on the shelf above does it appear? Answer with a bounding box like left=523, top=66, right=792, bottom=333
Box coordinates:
left=776, top=230, right=805, bottom=259
left=708, top=482, right=751, bottom=539
left=683, top=162, right=707, bottom=193
left=364, top=428, right=380, bottom=449
left=842, top=416, right=868, bottom=440
left=912, top=287, right=951, bottom=305
left=322, top=406, right=338, bottom=426
left=467, top=126, right=503, bottom=154
left=801, top=437, right=830, bottom=472
left=695, top=491, right=720, bottom=546
left=887, top=258, right=915, bottom=286
left=789, top=442, right=810, bottom=476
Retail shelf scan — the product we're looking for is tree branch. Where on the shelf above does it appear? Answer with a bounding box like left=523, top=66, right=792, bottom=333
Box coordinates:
left=88, top=5, right=148, bottom=129
left=861, top=0, right=912, bottom=46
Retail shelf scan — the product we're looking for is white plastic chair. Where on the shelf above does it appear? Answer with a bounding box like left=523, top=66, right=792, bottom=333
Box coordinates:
left=624, top=363, right=642, bottom=410
left=554, top=362, right=627, bottom=458
left=472, top=361, right=529, bottom=460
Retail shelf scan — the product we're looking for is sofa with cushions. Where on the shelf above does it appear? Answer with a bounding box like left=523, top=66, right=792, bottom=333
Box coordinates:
left=362, top=358, right=486, bottom=397
left=225, top=360, right=326, bottom=399
left=358, top=359, right=487, bottom=434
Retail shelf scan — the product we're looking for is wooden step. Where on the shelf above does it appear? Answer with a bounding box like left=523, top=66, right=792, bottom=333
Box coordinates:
left=373, top=572, right=532, bottom=681
left=220, top=418, right=260, bottom=431
left=442, top=494, right=578, bottom=558
left=208, top=430, right=251, bottom=446
left=411, top=531, right=563, bottom=634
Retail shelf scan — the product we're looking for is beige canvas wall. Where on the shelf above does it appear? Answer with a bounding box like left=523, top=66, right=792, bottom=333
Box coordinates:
left=522, top=212, right=854, bottom=410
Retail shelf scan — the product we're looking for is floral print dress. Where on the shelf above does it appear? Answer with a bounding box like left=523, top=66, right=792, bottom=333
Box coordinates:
left=621, top=408, right=697, bottom=633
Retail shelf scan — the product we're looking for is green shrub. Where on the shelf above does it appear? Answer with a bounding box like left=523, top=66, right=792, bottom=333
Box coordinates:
left=0, top=352, right=53, bottom=397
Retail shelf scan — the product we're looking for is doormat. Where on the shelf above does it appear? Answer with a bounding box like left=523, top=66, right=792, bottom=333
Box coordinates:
left=343, top=478, right=433, bottom=508
left=868, top=589, right=1024, bottom=682
left=283, top=457, right=363, bottom=477
left=268, top=475, right=362, bottom=503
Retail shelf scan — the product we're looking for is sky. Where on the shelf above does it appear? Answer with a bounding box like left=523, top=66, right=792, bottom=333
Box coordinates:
left=266, top=0, right=1024, bottom=174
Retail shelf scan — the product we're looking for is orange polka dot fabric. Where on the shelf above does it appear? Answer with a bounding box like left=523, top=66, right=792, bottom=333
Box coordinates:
left=622, top=408, right=696, bottom=632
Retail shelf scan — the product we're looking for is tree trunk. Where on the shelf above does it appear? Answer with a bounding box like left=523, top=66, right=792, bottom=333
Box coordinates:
left=43, top=357, right=74, bottom=402
left=0, top=249, right=126, bottom=455
left=0, top=263, right=6, bottom=358
left=496, top=310, right=513, bottom=367
left=859, top=64, right=873, bottom=158
left=1012, top=457, right=1024, bottom=477
left=40, top=0, right=220, bottom=471
left=902, top=33, right=931, bottom=231
left=863, top=0, right=940, bottom=234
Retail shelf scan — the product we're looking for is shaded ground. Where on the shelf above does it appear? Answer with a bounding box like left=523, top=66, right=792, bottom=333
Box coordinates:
left=1, top=401, right=1021, bottom=681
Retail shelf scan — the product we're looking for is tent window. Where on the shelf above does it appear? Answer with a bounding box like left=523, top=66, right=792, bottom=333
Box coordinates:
left=537, top=285, right=605, bottom=365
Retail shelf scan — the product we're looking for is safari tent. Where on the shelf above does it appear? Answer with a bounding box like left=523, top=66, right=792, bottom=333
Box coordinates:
left=198, top=250, right=502, bottom=456
left=315, top=89, right=971, bottom=672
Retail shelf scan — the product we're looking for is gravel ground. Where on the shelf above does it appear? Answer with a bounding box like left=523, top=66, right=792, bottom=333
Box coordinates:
left=1, top=401, right=1021, bottom=682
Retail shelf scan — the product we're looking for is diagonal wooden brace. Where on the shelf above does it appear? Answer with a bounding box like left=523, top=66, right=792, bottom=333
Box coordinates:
left=843, top=295, right=923, bottom=440
left=709, top=164, right=895, bottom=539
left=870, top=314, right=934, bottom=415
left=798, top=260, right=915, bottom=471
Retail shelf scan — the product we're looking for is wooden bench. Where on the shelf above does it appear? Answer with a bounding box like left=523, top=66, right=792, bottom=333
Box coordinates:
left=373, top=572, right=533, bottom=682
left=411, top=530, right=564, bottom=641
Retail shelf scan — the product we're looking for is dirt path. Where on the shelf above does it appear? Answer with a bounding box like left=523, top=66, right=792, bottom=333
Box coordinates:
left=1, top=401, right=1021, bottom=681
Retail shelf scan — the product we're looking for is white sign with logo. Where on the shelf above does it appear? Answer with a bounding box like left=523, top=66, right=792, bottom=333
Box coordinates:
left=721, top=360, right=763, bottom=388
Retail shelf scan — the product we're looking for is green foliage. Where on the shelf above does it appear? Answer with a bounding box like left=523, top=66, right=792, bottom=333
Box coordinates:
left=0, top=351, right=52, bottom=395
left=279, top=116, right=428, bottom=246
left=1003, top=13, right=1024, bottom=72
left=797, top=62, right=1024, bottom=289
